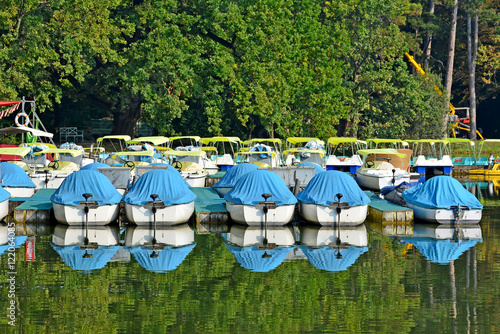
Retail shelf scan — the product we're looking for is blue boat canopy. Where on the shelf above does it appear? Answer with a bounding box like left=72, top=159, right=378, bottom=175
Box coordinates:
left=127, top=244, right=196, bottom=273
left=213, top=163, right=258, bottom=188
left=122, top=169, right=196, bottom=206
left=296, top=170, right=370, bottom=206
left=50, top=170, right=122, bottom=206
left=402, top=176, right=483, bottom=210
left=80, top=162, right=109, bottom=170
left=224, top=242, right=293, bottom=272
left=0, top=186, right=10, bottom=202
left=299, top=245, right=369, bottom=272
left=295, top=162, right=325, bottom=175
left=51, top=244, right=120, bottom=272
left=0, top=162, right=36, bottom=188
left=225, top=170, right=297, bottom=206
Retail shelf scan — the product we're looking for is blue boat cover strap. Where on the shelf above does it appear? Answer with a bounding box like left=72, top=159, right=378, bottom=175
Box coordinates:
left=225, top=170, right=297, bottom=206
left=402, top=176, right=483, bottom=210
left=0, top=162, right=36, bottom=188
left=296, top=170, right=370, bottom=206
left=213, top=163, right=258, bottom=188
left=122, top=169, right=196, bottom=206
left=50, top=170, right=122, bottom=206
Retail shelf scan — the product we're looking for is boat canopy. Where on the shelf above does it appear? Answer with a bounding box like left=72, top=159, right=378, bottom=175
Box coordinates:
left=299, top=246, right=369, bottom=272
left=34, top=148, right=83, bottom=157
left=199, top=137, right=241, bottom=145
left=169, top=136, right=201, bottom=142
left=398, top=238, right=480, bottom=264
left=164, top=150, right=206, bottom=157
left=0, top=147, right=31, bottom=157
left=402, top=176, right=483, bottom=210
left=51, top=245, right=120, bottom=272
left=357, top=149, right=407, bottom=157
left=0, top=162, right=36, bottom=188
left=126, top=136, right=169, bottom=146
left=50, top=170, right=122, bottom=206
left=97, top=135, right=131, bottom=142
left=224, top=242, right=293, bottom=272
left=0, top=126, right=54, bottom=138
left=296, top=170, right=370, bottom=206
left=327, top=137, right=359, bottom=145
left=122, top=169, right=196, bottom=206
left=127, top=244, right=196, bottom=273
left=286, top=137, right=320, bottom=145
left=225, top=170, right=297, bottom=206
left=0, top=186, right=10, bottom=202
left=243, top=138, right=282, bottom=145
left=111, top=150, right=155, bottom=159
left=213, top=163, right=259, bottom=188
left=295, top=162, right=325, bottom=174
left=283, top=148, right=325, bottom=158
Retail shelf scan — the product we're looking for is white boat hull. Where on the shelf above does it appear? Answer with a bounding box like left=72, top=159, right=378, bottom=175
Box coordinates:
left=406, top=202, right=482, bottom=224
left=30, top=174, right=67, bottom=189
left=182, top=171, right=208, bottom=187
left=124, top=223, right=195, bottom=247
left=124, top=201, right=194, bottom=225
left=3, top=187, right=35, bottom=198
left=213, top=186, right=231, bottom=197
left=356, top=169, right=410, bottom=191
left=52, top=224, right=120, bottom=246
left=300, top=224, right=368, bottom=247
left=226, top=224, right=295, bottom=247
left=52, top=203, right=120, bottom=225
left=226, top=201, right=295, bottom=226
left=299, top=202, right=368, bottom=226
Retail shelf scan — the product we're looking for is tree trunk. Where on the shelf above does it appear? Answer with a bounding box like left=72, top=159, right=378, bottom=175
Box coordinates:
left=467, top=4, right=479, bottom=140
left=423, top=0, right=435, bottom=69
left=443, top=0, right=459, bottom=137
left=113, top=95, right=142, bottom=137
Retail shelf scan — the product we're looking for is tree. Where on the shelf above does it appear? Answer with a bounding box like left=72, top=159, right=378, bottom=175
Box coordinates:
left=467, top=0, right=479, bottom=140
left=443, top=0, right=459, bottom=137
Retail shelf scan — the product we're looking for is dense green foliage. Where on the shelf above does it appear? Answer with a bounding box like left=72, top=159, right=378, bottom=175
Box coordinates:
left=0, top=0, right=496, bottom=140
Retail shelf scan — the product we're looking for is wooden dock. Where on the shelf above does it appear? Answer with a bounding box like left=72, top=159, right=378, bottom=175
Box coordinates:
left=190, top=187, right=228, bottom=233
left=12, top=188, right=56, bottom=223
left=364, top=191, right=414, bottom=224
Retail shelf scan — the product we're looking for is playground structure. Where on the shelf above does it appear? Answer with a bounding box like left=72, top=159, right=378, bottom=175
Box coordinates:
left=404, top=53, right=484, bottom=140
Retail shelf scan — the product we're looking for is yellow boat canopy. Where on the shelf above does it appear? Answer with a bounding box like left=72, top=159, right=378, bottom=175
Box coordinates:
left=367, top=138, right=405, bottom=144
left=327, top=137, right=359, bottom=145
left=283, top=148, right=325, bottom=158
left=235, top=151, right=277, bottom=158
left=164, top=150, right=207, bottom=157
left=286, top=137, right=320, bottom=144
left=443, top=138, right=473, bottom=145
left=199, top=137, right=241, bottom=145
left=34, top=148, right=84, bottom=157
left=127, top=136, right=169, bottom=146
left=97, top=135, right=131, bottom=142
left=168, top=136, right=201, bottom=142
left=243, top=138, right=282, bottom=145
left=21, top=142, right=57, bottom=149
left=358, top=149, right=407, bottom=157
left=0, top=147, right=32, bottom=157
left=415, top=139, right=450, bottom=145
left=111, top=150, right=155, bottom=158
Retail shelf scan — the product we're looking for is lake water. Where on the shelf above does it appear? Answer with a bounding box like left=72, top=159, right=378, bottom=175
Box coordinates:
left=1, top=179, right=499, bottom=333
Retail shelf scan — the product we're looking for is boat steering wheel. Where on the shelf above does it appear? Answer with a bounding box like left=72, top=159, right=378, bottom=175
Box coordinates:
left=124, top=160, right=135, bottom=171
left=366, top=160, right=375, bottom=168
left=48, top=161, right=60, bottom=170
left=172, top=161, right=183, bottom=171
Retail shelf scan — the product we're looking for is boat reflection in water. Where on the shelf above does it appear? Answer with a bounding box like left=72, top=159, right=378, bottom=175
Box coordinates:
left=223, top=224, right=295, bottom=272
left=0, top=223, right=28, bottom=257
left=396, top=223, right=482, bottom=264
left=299, top=223, right=369, bottom=272
left=124, top=223, right=196, bottom=273
left=51, top=224, right=120, bottom=272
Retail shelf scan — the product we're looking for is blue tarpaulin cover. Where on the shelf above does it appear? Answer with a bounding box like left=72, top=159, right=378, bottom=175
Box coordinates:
left=0, top=186, right=10, bottom=202
left=225, top=170, right=297, bottom=206
left=51, top=244, right=119, bottom=272
left=398, top=237, right=481, bottom=264
left=127, top=243, right=196, bottom=273
left=50, top=170, right=122, bottom=206
left=213, top=163, right=258, bottom=188
left=296, top=162, right=325, bottom=174
left=402, top=176, right=483, bottom=210
left=224, top=242, right=293, bottom=272
left=0, top=236, right=27, bottom=257
left=150, top=163, right=185, bottom=180
left=296, top=170, right=370, bottom=206
left=80, top=162, right=109, bottom=170
left=0, top=162, right=36, bottom=188
left=299, top=245, right=369, bottom=272
left=122, top=169, right=196, bottom=206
